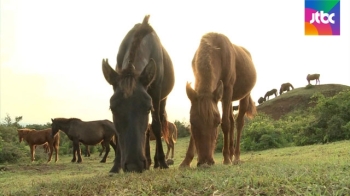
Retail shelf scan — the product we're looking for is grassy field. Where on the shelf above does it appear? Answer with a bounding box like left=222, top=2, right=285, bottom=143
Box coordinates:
left=1, top=137, right=350, bottom=195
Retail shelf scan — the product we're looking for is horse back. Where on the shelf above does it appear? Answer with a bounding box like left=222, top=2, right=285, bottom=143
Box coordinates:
left=231, top=44, right=257, bottom=100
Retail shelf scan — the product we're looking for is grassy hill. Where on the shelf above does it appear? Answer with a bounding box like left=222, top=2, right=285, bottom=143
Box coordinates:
left=257, top=84, right=350, bottom=120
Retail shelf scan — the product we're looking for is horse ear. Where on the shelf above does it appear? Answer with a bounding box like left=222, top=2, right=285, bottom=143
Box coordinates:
left=140, top=59, right=157, bottom=87
left=213, top=80, right=223, bottom=102
left=186, top=82, right=197, bottom=101
left=102, top=58, right=119, bottom=86
left=51, top=118, right=54, bottom=122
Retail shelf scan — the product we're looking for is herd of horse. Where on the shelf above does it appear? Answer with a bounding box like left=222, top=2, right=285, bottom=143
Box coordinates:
left=258, top=74, right=321, bottom=105
left=17, top=15, right=319, bottom=173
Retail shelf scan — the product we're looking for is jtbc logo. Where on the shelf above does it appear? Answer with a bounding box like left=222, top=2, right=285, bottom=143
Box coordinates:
left=310, top=11, right=335, bottom=24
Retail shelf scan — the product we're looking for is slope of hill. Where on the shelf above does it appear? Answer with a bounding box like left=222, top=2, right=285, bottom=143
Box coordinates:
left=256, top=84, right=350, bottom=120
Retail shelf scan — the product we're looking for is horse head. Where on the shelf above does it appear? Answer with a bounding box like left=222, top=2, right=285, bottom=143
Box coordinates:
left=102, top=58, right=156, bottom=173
left=50, top=118, right=61, bottom=138
left=186, top=80, right=223, bottom=166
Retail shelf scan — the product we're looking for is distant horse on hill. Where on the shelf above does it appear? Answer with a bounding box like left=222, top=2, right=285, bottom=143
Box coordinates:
left=258, top=97, right=265, bottom=104
left=102, top=15, right=174, bottom=173
left=279, top=83, right=294, bottom=95
left=264, top=89, right=277, bottom=100
left=307, top=74, right=320, bottom=85
left=51, top=118, right=118, bottom=163
left=18, top=128, right=60, bottom=162
left=180, top=32, right=257, bottom=168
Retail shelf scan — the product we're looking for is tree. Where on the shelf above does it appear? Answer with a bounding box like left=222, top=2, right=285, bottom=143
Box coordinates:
left=2, top=114, right=23, bottom=128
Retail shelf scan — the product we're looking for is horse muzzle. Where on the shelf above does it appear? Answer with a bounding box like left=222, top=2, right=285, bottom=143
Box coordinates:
left=123, top=160, right=147, bottom=173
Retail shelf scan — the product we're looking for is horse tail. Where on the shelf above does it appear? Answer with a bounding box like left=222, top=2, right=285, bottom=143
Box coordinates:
left=161, top=113, right=169, bottom=144
left=246, top=95, right=257, bottom=119
left=290, top=83, right=294, bottom=89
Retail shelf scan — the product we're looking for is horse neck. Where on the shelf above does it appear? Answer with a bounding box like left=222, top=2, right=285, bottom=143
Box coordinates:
left=57, top=121, right=72, bottom=133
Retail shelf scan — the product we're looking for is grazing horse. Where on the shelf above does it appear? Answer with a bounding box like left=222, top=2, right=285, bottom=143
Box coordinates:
left=17, top=128, right=60, bottom=162
left=307, top=74, right=320, bottom=85
left=51, top=118, right=118, bottom=163
left=264, top=89, right=277, bottom=100
left=279, top=82, right=294, bottom=95
left=147, top=121, right=178, bottom=162
left=102, top=15, right=174, bottom=173
left=258, top=97, right=265, bottom=104
left=180, top=32, right=257, bottom=167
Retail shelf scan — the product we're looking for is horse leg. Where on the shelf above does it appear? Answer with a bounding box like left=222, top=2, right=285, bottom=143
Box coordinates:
left=71, top=142, right=77, bottom=162
left=75, top=141, right=83, bottom=163
left=171, top=142, right=174, bottom=159
left=47, top=141, right=54, bottom=163
left=99, top=145, right=105, bottom=157
left=100, top=141, right=110, bottom=163
left=165, top=143, right=170, bottom=160
left=221, top=87, right=234, bottom=165
left=109, top=136, right=121, bottom=174
left=151, top=98, right=168, bottom=169
left=145, top=129, right=152, bottom=169
left=54, top=144, right=59, bottom=163
left=30, top=145, right=35, bottom=162
left=229, top=109, right=235, bottom=161
left=234, top=96, right=249, bottom=164
left=179, top=135, right=195, bottom=168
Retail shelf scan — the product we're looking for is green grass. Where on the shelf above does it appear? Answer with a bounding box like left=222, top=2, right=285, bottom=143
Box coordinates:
left=1, top=137, right=350, bottom=195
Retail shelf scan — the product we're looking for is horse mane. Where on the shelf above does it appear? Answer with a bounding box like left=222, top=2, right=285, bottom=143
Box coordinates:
left=193, top=33, right=224, bottom=123
left=119, top=15, right=154, bottom=98
left=53, top=118, right=82, bottom=124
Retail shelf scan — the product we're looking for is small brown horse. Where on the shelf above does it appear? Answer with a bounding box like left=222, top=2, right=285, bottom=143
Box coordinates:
left=102, top=15, right=174, bottom=173
left=180, top=32, right=257, bottom=167
left=307, top=74, right=320, bottom=85
left=51, top=118, right=118, bottom=163
left=258, top=97, right=265, bottom=104
left=264, top=89, right=277, bottom=100
left=279, top=82, right=294, bottom=95
left=17, top=128, right=60, bottom=162
left=147, top=121, right=178, bottom=161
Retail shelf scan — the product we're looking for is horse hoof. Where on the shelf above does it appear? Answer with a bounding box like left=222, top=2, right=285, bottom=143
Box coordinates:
left=100, top=160, right=106, bottom=163
left=166, top=159, right=174, bottom=165
left=223, top=159, right=232, bottom=165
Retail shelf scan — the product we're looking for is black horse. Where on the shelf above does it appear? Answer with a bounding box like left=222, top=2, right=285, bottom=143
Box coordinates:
left=102, top=15, right=174, bottom=173
left=51, top=118, right=118, bottom=163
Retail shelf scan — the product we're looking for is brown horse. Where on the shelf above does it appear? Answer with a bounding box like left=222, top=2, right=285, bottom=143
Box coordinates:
left=180, top=32, right=257, bottom=167
left=102, top=15, right=174, bottom=173
left=17, top=128, right=60, bottom=162
left=51, top=118, right=118, bottom=163
left=264, top=89, right=277, bottom=100
left=258, top=97, right=265, bottom=104
left=147, top=121, right=178, bottom=162
left=307, top=74, right=320, bottom=85
left=279, top=82, right=294, bottom=95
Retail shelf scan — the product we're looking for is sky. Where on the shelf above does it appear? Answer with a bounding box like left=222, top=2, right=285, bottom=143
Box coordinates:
left=1, top=0, right=349, bottom=125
